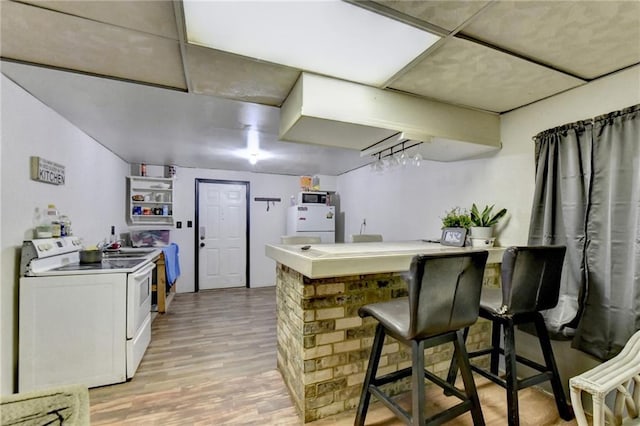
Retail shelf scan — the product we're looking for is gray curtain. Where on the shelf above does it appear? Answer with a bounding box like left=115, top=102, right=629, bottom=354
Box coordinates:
left=529, top=121, right=592, bottom=338
left=573, top=105, right=640, bottom=359
left=529, top=104, right=640, bottom=360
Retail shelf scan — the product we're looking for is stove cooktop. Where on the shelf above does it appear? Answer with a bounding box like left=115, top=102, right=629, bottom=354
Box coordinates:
left=49, top=258, right=147, bottom=272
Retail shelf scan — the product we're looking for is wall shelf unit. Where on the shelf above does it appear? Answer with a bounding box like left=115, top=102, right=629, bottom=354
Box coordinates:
left=127, top=176, right=174, bottom=226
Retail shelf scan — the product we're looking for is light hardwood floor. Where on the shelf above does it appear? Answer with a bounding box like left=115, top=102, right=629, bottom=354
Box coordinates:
left=89, top=287, right=580, bottom=425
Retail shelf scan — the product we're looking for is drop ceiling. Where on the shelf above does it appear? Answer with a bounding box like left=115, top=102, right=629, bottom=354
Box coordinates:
left=1, top=0, right=639, bottom=176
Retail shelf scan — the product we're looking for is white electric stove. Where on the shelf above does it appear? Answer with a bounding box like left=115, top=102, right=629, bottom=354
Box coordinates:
left=19, top=237, right=157, bottom=392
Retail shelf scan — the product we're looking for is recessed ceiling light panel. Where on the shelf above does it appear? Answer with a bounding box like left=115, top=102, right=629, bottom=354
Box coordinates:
left=184, top=0, right=440, bottom=86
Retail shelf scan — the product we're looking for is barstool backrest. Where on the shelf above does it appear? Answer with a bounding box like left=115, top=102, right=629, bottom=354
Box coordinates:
left=500, top=246, right=567, bottom=314
left=409, top=251, right=488, bottom=340
left=280, top=235, right=321, bottom=244
left=351, top=234, right=383, bottom=242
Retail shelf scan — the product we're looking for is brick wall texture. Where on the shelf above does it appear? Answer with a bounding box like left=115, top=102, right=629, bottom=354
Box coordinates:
left=276, top=263, right=502, bottom=422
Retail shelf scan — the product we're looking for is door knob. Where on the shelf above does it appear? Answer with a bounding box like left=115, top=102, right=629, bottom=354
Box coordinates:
left=200, top=242, right=205, bottom=248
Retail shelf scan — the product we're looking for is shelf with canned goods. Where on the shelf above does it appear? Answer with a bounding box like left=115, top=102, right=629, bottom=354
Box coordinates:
left=127, top=176, right=174, bottom=225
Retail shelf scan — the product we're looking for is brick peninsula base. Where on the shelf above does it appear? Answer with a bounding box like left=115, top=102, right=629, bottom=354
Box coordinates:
left=275, top=262, right=501, bottom=423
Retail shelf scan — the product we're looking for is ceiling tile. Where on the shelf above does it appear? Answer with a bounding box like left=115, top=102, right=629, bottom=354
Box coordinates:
left=186, top=45, right=300, bottom=107
left=2, top=61, right=371, bottom=176
left=18, top=0, right=179, bottom=39
left=390, top=37, right=585, bottom=113
left=462, top=1, right=640, bottom=79
left=372, top=0, right=492, bottom=32
left=1, top=1, right=186, bottom=89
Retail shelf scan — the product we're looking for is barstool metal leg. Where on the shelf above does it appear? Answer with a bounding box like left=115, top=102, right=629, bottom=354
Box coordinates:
left=533, top=314, right=573, bottom=421
left=490, top=321, right=501, bottom=375
left=504, top=318, right=520, bottom=426
left=411, top=339, right=426, bottom=426
left=355, top=324, right=385, bottom=426
left=444, top=326, right=469, bottom=389
left=454, top=330, right=486, bottom=426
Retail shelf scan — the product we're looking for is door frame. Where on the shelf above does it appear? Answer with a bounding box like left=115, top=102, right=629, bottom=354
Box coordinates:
left=194, top=178, right=250, bottom=292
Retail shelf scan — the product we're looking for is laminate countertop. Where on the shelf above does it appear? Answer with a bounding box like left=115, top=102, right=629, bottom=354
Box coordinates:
left=265, top=241, right=505, bottom=279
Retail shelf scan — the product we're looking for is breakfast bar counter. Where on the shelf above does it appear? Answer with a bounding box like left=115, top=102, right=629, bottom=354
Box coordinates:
left=266, top=241, right=504, bottom=422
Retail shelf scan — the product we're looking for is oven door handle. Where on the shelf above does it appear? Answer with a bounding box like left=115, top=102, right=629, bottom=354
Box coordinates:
left=131, top=262, right=156, bottom=279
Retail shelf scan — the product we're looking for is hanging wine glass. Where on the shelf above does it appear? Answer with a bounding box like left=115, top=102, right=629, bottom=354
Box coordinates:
left=374, top=153, right=384, bottom=173
left=399, top=142, right=408, bottom=166
left=399, top=151, right=408, bottom=166
left=412, top=152, right=423, bottom=167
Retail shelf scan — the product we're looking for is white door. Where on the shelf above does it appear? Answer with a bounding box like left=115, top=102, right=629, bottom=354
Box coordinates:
left=198, top=182, right=247, bottom=289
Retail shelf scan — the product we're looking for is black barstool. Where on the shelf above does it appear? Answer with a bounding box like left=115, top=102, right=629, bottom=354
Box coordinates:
left=355, top=251, right=489, bottom=426
left=446, top=246, right=574, bottom=426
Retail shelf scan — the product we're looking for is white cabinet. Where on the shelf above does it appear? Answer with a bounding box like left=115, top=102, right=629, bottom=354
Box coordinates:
left=19, top=274, right=128, bottom=391
left=127, top=176, right=174, bottom=226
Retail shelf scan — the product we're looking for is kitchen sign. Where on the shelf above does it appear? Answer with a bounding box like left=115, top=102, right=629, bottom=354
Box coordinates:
left=30, top=156, right=65, bottom=185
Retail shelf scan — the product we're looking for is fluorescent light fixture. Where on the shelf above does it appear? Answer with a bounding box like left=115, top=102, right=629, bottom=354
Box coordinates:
left=247, top=128, right=260, bottom=153
left=239, top=128, right=267, bottom=165
left=183, top=0, right=440, bottom=86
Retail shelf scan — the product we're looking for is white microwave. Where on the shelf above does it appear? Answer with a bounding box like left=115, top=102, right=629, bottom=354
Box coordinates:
left=298, top=191, right=327, bottom=205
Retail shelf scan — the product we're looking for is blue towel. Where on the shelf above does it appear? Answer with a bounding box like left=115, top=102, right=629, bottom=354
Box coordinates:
left=162, top=243, right=180, bottom=285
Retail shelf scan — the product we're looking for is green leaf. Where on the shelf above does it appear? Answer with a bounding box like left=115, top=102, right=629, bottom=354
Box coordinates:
left=469, top=204, right=507, bottom=227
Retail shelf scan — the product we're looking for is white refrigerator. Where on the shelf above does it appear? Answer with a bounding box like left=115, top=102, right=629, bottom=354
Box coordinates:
left=287, top=205, right=335, bottom=243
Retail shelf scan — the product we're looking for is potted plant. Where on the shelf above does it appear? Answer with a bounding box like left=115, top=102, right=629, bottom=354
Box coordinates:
left=441, top=207, right=472, bottom=229
left=440, top=207, right=471, bottom=246
left=469, top=203, right=507, bottom=239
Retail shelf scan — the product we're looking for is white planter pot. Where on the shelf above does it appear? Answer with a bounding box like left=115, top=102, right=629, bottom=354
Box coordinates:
left=470, top=226, right=493, bottom=239
left=471, top=237, right=495, bottom=248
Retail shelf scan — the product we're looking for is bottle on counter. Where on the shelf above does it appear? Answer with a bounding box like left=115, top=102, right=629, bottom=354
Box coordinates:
left=45, top=204, right=61, bottom=238
left=60, top=214, right=72, bottom=236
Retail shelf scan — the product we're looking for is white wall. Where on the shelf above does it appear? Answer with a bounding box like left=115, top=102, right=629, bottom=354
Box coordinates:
left=1, top=75, right=130, bottom=394
left=138, top=166, right=300, bottom=292
left=337, top=65, right=640, bottom=388
left=337, top=125, right=532, bottom=247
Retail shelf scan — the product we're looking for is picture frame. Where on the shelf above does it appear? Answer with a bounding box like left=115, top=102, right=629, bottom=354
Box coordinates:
left=440, top=227, right=467, bottom=247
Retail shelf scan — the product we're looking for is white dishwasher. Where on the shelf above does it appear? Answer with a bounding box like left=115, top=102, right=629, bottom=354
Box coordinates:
left=19, top=238, right=155, bottom=392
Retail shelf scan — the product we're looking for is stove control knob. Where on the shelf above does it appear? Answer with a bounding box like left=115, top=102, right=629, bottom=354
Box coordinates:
left=38, top=244, right=46, bottom=251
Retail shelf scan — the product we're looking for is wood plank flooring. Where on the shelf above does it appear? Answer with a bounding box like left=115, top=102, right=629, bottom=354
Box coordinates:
left=89, top=287, right=581, bottom=425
